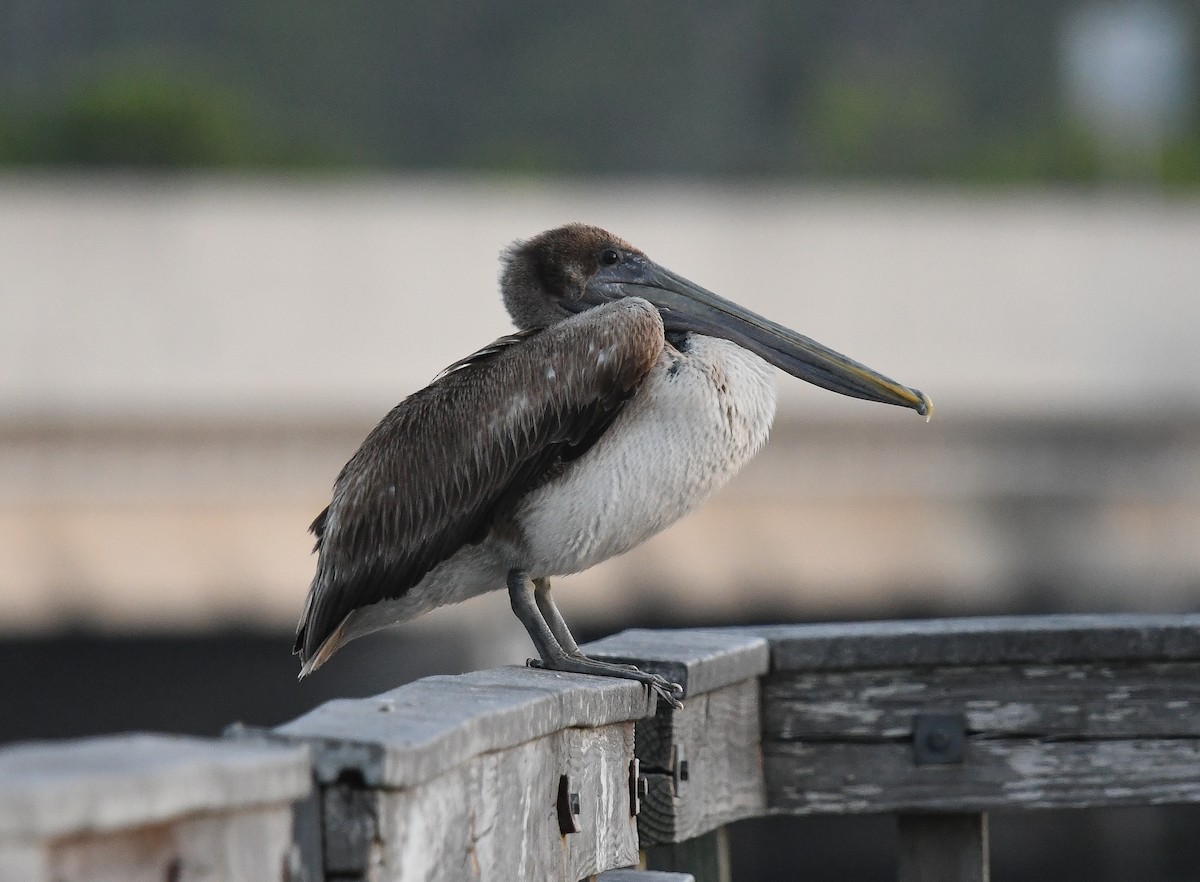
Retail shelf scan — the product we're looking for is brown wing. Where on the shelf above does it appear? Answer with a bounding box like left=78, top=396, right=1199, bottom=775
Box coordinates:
left=294, top=298, right=664, bottom=665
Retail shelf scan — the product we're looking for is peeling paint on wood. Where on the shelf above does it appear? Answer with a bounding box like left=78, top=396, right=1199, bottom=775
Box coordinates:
left=736, top=614, right=1200, bottom=671
left=766, top=738, right=1200, bottom=814
left=763, top=661, right=1200, bottom=740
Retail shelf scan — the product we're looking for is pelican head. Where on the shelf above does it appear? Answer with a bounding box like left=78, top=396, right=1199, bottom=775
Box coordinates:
left=502, top=223, right=931, bottom=417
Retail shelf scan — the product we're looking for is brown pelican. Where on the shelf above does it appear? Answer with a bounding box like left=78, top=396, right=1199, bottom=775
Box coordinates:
left=295, top=224, right=930, bottom=705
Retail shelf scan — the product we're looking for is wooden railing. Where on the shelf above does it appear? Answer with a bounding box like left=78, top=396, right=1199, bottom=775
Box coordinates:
left=3, top=613, right=1199, bottom=882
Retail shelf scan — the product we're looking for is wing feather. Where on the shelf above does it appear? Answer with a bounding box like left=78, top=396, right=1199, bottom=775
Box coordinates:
left=295, top=299, right=664, bottom=664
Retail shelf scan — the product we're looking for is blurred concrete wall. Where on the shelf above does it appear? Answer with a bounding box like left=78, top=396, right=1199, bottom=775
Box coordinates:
left=2, top=175, right=1199, bottom=635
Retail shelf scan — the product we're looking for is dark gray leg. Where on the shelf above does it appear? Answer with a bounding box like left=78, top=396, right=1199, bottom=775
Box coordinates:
left=508, top=570, right=684, bottom=708
left=534, top=578, right=640, bottom=671
left=532, top=577, right=583, bottom=656
left=506, top=569, right=565, bottom=662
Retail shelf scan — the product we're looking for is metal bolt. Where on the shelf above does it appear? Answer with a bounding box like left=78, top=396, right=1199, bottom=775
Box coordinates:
left=913, top=712, right=966, bottom=766
left=628, top=758, right=643, bottom=816
left=924, top=730, right=950, bottom=753
left=672, top=744, right=689, bottom=796
left=556, top=774, right=581, bottom=834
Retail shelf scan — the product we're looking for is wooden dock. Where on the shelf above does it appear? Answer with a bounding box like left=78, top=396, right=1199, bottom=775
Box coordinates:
left=3, top=614, right=1199, bottom=881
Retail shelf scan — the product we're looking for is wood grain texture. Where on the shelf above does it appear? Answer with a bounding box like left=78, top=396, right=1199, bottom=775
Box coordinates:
left=38, top=804, right=296, bottom=882
left=763, top=661, right=1200, bottom=740
left=275, top=665, right=653, bottom=789
left=375, top=722, right=638, bottom=882
left=736, top=614, right=1200, bottom=672
left=0, top=734, right=311, bottom=840
left=897, top=813, right=989, bottom=882
left=765, top=738, right=1200, bottom=814
left=635, top=680, right=765, bottom=846
left=322, top=782, right=378, bottom=876
left=289, top=789, right=323, bottom=882
left=584, top=629, right=769, bottom=697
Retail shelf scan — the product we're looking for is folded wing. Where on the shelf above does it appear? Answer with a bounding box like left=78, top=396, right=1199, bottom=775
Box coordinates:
left=294, top=298, right=665, bottom=667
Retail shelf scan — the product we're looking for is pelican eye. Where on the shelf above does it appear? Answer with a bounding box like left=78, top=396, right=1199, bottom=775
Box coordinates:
left=599, top=248, right=621, bottom=266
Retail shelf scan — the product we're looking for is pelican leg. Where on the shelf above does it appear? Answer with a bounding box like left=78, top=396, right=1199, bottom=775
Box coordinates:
left=534, top=577, right=642, bottom=671
left=508, top=570, right=684, bottom=708
left=532, top=577, right=582, bottom=657
left=507, top=570, right=566, bottom=662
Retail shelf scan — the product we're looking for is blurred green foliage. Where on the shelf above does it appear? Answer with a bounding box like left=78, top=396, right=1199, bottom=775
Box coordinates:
left=962, top=127, right=1104, bottom=184
left=1163, top=137, right=1200, bottom=184
left=0, top=57, right=357, bottom=168
left=807, top=65, right=963, bottom=177
left=41, top=66, right=254, bottom=166
left=0, top=2, right=1196, bottom=185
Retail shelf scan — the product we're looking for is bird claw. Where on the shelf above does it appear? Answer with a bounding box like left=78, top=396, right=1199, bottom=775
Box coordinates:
left=649, top=677, right=685, bottom=710
left=525, top=656, right=685, bottom=708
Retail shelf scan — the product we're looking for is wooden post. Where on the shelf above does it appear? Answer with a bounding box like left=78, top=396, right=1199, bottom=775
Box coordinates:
left=587, top=628, right=769, bottom=856
left=644, top=827, right=732, bottom=882
left=271, top=666, right=653, bottom=881
left=897, top=812, right=988, bottom=882
left=0, top=734, right=312, bottom=882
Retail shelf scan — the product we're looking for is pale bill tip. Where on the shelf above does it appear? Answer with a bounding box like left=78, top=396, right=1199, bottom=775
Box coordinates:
left=917, top=390, right=935, bottom=422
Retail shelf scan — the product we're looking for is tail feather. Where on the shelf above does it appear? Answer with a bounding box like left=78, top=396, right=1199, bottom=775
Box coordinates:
left=296, top=617, right=349, bottom=679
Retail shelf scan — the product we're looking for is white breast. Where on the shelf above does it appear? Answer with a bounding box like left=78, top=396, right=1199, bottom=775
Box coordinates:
left=517, top=336, right=777, bottom=576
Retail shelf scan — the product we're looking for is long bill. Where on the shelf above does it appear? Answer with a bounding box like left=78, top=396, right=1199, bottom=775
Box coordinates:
left=588, top=258, right=933, bottom=418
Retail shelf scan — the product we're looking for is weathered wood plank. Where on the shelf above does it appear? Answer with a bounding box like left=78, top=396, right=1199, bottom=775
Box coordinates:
left=0, top=734, right=311, bottom=841
left=274, top=665, right=653, bottom=789
left=635, top=680, right=765, bottom=846
left=321, top=781, right=377, bottom=876
left=598, top=871, right=697, bottom=881
left=374, top=722, right=638, bottom=882
left=39, top=804, right=297, bottom=882
left=765, top=738, right=1200, bottom=814
left=763, top=661, right=1200, bottom=740
left=585, top=629, right=769, bottom=697
left=289, top=788, right=323, bottom=882
left=897, top=813, right=989, bottom=882
left=738, top=614, right=1200, bottom=671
